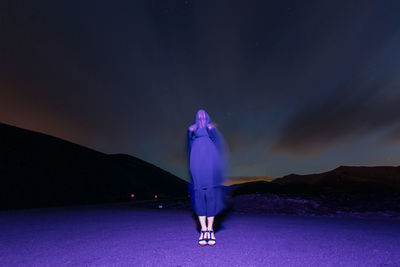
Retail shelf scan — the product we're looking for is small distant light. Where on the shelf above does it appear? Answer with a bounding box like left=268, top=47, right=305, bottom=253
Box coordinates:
left=131, top=194, right=135, bottom=198
left=158, top=204, right=163, bottom=209
left=154, top=194, right=158, bottom=199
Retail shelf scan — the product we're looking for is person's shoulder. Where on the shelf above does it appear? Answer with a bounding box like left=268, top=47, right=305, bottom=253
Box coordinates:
left=188, top=124, right=197, bottom=131
left=207, top=123, right=215, bottom=130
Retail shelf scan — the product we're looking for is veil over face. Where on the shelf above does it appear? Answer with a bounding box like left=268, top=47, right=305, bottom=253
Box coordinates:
left=195, top=109, right=210, bottom=129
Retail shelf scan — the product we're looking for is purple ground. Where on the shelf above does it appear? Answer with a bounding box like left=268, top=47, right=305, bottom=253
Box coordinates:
left=1, top=203, right=400, bottom=266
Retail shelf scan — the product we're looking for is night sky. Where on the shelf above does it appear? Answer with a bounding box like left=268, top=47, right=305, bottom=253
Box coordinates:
left=1, top=0, right=400, bottom=182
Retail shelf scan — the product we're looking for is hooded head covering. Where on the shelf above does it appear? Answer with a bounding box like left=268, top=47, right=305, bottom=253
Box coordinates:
left=195, top=109, right=210, bottom=128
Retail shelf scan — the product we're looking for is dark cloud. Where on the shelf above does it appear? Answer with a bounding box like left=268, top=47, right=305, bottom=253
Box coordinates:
left=380, top=123, right=400, bottom=145
left=270, top=80, right=400, bottom=156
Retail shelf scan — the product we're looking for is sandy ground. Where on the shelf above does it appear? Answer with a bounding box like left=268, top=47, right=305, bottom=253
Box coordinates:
left=1, top=203, right=400, bottom=267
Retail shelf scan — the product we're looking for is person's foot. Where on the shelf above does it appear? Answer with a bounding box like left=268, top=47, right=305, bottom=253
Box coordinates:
left=207, top=230, right=216, bottom=245
left=198, top=230, right=208, bottom=246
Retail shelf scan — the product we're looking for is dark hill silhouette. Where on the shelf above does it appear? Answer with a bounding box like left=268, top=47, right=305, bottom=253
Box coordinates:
left=229, top=181, right=282, bottom=195
left=232, top=165, right=400, bottom=195
left=0, top=122, right=188, bottom=210
left=273, top=165, right=400, bottom=193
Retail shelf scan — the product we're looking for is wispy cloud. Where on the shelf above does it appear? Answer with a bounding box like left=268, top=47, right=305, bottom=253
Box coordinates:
left=270, top=78, right=400, bottom=156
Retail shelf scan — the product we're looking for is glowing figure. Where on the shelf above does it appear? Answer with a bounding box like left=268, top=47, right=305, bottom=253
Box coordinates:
left=187, top=109, right=229, bottom=245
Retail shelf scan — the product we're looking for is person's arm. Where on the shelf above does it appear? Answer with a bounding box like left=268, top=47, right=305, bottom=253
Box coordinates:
left=207, top=123, right=217, bottom=143
left=187, top=124, right=196, bottom=155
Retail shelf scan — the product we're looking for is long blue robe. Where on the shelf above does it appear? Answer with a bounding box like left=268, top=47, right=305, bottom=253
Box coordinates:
left=187, top=110, right=228, bottom=216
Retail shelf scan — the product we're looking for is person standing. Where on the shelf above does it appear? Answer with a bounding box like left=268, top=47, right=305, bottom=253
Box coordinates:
left=187, top=109, right=228, bottom=246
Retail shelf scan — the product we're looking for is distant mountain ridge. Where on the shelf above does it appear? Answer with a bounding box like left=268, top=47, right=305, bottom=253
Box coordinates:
left=274, top=165, right=400, bottom=187
left=232, top=165, right=400, bottom=195
left=0, top=122, right=188, bottom=210
left=3, top=122, right=400, bottom=210
left=225, top=175, right=275, bottom=185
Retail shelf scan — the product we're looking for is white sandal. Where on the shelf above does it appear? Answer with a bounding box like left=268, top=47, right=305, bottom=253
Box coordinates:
left=198, top=230, right=208, bottom=246
left=207, top=230, right=216, bottom=245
